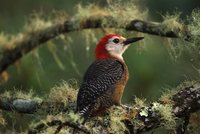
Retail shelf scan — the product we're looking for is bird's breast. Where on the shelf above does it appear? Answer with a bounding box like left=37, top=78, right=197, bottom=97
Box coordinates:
left=112, top=63, right=129, bottom=104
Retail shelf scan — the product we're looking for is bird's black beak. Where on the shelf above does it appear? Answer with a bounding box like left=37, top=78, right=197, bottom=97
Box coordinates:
left=123, top=37, right=144, bottom=46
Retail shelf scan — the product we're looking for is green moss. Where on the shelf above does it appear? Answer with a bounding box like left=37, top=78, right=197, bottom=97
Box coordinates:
left=0, top=111, right=6, bottom=126
left=0, top=33, right=9, bottom=49
left=176, top=80, right=198, bottom=90
left=48, top=80, right=78, bottom=106
left=134, top=97, right=147, bottom=108
left=24, top=17, right=52, bottom=34
left=24, top=11, right=68, bottom=34
left=162, top=12, right=183, bottom=35
left=152, top=102, right=176, bottom=129
left=68, top=111, right=84, bottom=125
left=74, top=4, right=109, bottom=21
left=188, top=9, right=200, bottom=43
left=160, top=9, right=200, bottom=64
left=159, top=88, right=176, bottom=104
left=75, top=0, right=147, bottom=28
left=0, top=88, right=42, bottom=103
left=106, top=0, right=148, bottom=26
left=107, top=106, right=128, bottom=134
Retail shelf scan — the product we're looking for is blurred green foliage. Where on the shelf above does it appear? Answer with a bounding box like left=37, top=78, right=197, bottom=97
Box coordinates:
left=0, top=0, right=200, bottom=103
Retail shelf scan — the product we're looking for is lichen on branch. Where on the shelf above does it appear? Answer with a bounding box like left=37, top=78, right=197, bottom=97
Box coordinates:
left=0, top=81, right=199, bottom=133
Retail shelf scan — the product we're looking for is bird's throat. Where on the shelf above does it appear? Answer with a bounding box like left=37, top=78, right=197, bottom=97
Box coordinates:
left=96, top=52, right=124, bottom=61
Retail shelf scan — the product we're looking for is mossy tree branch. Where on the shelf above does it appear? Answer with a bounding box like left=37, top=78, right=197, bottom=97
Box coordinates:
left=28, top=120, right=90, bottom=134
left=134, top=85, right=200, bottom=133
left=0, top=97, right=72, bottom=114
left=0, top=16, right=191, bottom=75
left=0, top=85, right=199, bottom=133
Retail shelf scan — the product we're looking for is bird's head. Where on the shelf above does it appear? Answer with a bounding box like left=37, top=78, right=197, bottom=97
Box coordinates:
left=95, top=34, right=144, bottom=60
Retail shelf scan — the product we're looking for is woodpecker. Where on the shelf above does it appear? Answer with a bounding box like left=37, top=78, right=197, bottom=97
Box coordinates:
left=76, top=34, right=144, bottom=121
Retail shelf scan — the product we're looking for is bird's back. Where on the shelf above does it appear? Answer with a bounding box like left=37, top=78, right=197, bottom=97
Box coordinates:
left=76, top=59, right=129, bottom=118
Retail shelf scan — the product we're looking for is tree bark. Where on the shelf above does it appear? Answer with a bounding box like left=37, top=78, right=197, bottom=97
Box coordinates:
left=0, top=16, right=190, bottom=74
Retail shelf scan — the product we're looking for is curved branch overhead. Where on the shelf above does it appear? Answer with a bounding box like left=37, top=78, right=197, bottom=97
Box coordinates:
left=0, top=15, right=189, bottom=74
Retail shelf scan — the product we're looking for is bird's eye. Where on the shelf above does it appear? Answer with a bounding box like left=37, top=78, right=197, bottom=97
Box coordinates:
left=113, top=38, right=120, bottom=44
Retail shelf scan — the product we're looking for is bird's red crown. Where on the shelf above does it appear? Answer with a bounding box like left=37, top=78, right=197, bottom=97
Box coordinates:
left=95, top=34, right=120, bottom=59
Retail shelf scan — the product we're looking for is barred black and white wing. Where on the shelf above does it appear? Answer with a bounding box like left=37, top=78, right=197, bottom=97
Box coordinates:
left=76, top=59, right=124, bottom=119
